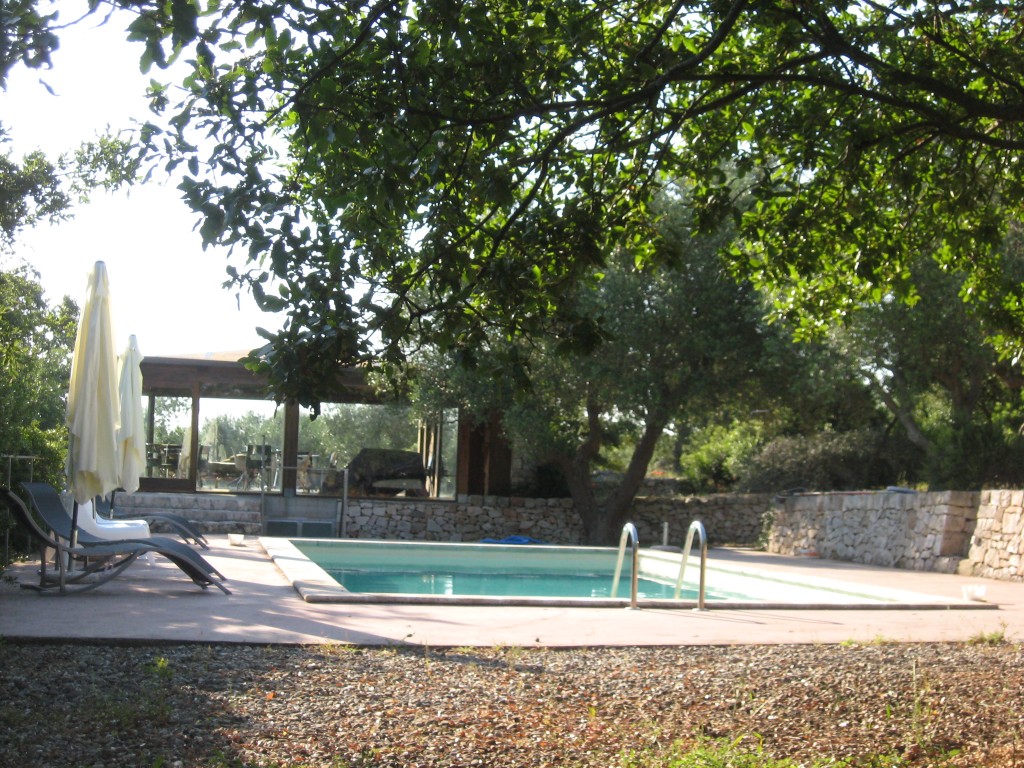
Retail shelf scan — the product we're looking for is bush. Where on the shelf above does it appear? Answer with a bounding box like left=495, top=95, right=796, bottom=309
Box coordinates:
left=677, top=423, right=763, bottom=493
left=924, top=419, right=1024, bottom=490
left=735, top=428, right=918, bottom=493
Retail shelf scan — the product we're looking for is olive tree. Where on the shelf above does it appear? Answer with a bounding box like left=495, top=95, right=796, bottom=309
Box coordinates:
left=407, top=193, right=772, bottom=543
left=11, top=2, right=1024, bottom=412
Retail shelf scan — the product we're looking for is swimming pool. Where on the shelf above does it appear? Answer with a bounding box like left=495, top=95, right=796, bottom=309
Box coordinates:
left=262, top=537, right=991, bottom=609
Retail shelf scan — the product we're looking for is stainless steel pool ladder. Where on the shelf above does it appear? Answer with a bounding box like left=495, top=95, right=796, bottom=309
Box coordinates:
left=611, top=522, right=640, bottom=609
left=673, top=520, right=708, bottom=610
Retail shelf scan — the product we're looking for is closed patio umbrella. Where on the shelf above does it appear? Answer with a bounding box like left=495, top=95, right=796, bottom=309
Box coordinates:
left=116, top=334, right=146, bottom=493
left=66, top=261, right=121, bottom=545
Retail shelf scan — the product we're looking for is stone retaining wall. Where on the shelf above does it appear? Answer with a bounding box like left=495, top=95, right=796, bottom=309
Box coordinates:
left=114, top=491, right=767, bottom=545
left=114, top=492, right=263, bottom=535
left=765, top=490, right=979, bottom=574
left=630, top=494, right=770, bottom=546
left=966, top=490, right=1024, bottom=581
left=342, top=496, right=581, bottom=542
left=115, top=486, right=1024, bottom=582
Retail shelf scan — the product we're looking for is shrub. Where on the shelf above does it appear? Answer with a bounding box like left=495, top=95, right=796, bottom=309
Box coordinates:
left=677, top=422, right=763, bottom=493
left=735, top=428, right=917, bottom=492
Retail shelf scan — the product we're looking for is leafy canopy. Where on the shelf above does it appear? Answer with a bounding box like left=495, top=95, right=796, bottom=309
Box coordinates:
left=0, top=264, right=78, bottom=490
left=24, top=0, right=1024, bottom=407
left=405, top=187, right=774, bottom=541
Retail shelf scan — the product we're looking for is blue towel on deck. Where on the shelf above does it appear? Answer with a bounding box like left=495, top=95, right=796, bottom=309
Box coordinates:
left=479, top=535, right=547, bottom=545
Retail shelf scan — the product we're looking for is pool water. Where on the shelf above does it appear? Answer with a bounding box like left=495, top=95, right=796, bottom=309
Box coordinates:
left=297, top=538, right=721, bottom=601
left=327, top=568, right=731, bottom=600
left=265, top=537, right=987, bottom=608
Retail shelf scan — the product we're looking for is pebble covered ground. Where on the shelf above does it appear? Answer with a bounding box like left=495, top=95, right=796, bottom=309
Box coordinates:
left=1, top=641, right=1021, bottom=767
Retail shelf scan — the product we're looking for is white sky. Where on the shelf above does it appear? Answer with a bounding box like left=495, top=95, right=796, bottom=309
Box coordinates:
left=4, top=0, right=279, bottom=358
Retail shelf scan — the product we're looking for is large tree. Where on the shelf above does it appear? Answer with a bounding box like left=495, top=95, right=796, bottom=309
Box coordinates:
left=829, top=251, right=1024, bottom=488
left=0, top=127, right=70, bottom=250
left=135, top=0, right=1024, bottom=406
left=9, top=2, right=1024, bottom=409
left=408, top=193, right=771, bottom=543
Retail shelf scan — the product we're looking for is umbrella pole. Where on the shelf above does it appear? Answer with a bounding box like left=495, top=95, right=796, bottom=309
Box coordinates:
left=70, top=500, right=80, bottom=549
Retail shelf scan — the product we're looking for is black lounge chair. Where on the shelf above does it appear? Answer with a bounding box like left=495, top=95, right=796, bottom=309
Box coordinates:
left=96, top=490, right=209, bottom=549
left=1, top=486, right=229, bottom=594
left=21, top=482, right=226, bottom=583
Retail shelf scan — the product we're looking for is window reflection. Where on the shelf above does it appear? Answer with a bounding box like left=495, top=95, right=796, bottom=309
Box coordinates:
left=144, top=395, right=458, bottom=498
left=197, top=400, right=282, bottom=492
left=145, top=395, right=190, bottom=479
left=297, top=403, right=446, bottom=498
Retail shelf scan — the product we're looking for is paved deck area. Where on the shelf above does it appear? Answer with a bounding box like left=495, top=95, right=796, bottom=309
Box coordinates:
left=1, top=537, right=1021, bottom=647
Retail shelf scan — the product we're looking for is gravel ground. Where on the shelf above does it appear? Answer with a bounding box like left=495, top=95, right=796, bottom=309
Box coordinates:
left=1, top=641, right=1022, bottom=767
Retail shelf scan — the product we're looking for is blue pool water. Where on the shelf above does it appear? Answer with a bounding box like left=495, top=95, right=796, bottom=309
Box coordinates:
left=327, top=568, right=721, bottom=599
left=291, top=538, right=754, bottom=602
left=268, top=538, right=976, bottom=607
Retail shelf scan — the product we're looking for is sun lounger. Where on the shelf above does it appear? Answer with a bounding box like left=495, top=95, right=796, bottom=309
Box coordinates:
left=1, top=486, right=229, bottom=594
left=79, top=498, right=152, bottom=540
left=18, top=482, right=228, bottom=590
left=98, top=491, right=209, bottom=549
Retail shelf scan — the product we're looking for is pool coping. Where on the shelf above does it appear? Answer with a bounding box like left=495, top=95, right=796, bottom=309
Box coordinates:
left=261, top=536, right=997, bottom=611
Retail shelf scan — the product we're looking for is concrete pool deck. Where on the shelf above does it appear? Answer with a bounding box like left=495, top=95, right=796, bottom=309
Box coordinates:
left=0, top=536, right=1021, bottom=647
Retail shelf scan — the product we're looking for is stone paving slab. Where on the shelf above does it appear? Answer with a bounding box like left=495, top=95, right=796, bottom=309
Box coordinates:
left=0, top=537, right=1021, bottom=647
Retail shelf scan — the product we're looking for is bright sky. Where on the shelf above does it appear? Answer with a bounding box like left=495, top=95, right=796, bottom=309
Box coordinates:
left=4, top=1, right=277, bottom=358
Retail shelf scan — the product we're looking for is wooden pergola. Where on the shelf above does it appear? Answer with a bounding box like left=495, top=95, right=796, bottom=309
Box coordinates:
left=138, top=354, right=511, bottom=496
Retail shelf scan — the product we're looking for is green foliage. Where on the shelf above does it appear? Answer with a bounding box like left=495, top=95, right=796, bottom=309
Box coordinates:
left=297, top=403, right=420, bottom=466
left=410, top=189, right=776, bottom=541
left=63, top=133, right=143, bottom=198
left=195, top=401, right=419, bottom=467
left=196, top=404, right=283, bottom=462
left=736, top=429, right=915, bottom=493
left=99, top=0, right=1024, bottom=412
left=0, top=265, right=75, bottom=561
left=0, top=0, right=60, bottom=86
left=11, top=1, right=1024, bottom=497
left=0, top=138, right=70, bottom=250
left=968, top=623, right=1010, bottom=646
left=828, top=251, right=1024, bottom=489
left=677, top=422, right=763, bottom=493
left=0, top=126, right=139, bottom=253
left=619, top=737, right=808, bottom=767
left=922, top=416, right=1024, bottom=491
left=85, top=655, right=175, bottom=731
left=0, top=264, right=76, bottom=468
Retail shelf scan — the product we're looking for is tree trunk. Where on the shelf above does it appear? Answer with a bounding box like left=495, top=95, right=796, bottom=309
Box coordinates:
left=560, top=402, right=669, bottom=545
left=870, top=379, right=932, bottom=452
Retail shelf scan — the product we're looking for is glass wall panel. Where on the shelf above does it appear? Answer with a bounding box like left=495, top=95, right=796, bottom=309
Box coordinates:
left=296, top=403, right=452, bottom=497
left=146, top=395, right=191, bottom=479
left=195, top=399, right=283, bottom=492
left=436, top=408, right=459, bottom=498
left=143, top=388, right=462, bottom=497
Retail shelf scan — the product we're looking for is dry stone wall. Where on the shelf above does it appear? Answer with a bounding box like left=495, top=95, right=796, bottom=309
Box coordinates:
left=115, top=491, right=766, bottom=545
left=342, top=496, right=582, bottom=542
left=117, top=485, right=1024, bottom=582
left=629, top=494, right=770, bottom=546
left=766, top=490, right=979, bottom=572
left=114, top=491, right=262, bottom=535
left=340, top=493, right=770, bottom=545
left=965, top=490, right=1024, bottom=581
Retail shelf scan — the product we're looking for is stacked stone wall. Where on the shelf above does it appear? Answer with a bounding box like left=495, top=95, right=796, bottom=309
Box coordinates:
left=115, top=491, right=766, bottom=545
left=114, top=492, right=263, bottom=535
left=342, top=496, right=583, bottom=543
left=630, top=494, right=770, bottom=546
left=117, top=485, right=1024, bottom=581
left=766, top=490, right=980, bottom=575
left=962, top=489, right=1024, bottom=581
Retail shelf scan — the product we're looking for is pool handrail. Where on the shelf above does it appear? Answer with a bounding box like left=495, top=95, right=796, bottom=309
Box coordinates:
left=673, top=520, right=708, bottom=609
left=611, top=522, right=639, bottom=608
